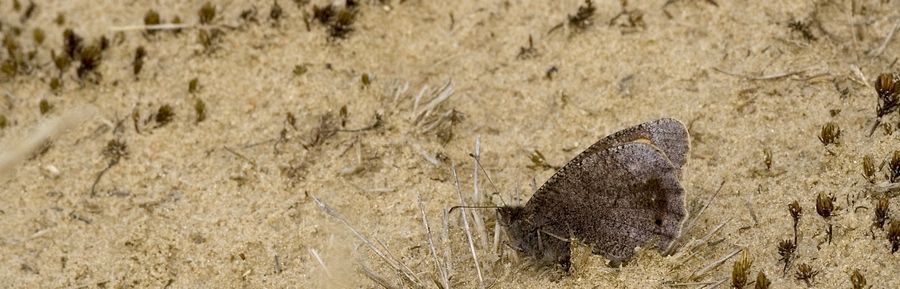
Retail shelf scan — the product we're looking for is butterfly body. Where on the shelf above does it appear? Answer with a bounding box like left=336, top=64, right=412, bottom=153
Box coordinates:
left=499, top=118, right=690, bottom=269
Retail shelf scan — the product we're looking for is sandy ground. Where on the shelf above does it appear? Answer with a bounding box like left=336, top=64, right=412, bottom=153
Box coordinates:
left=1, top=0, right=899, bottom=288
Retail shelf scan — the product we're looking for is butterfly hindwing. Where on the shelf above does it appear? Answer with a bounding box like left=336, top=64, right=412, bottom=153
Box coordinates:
left=523, top=123, right=688, bottom=262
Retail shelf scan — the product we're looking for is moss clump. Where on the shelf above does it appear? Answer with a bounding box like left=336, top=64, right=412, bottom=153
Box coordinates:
left=312, top=4, right=358, bottom=40
left=63, top=29, right=83, bottom=58
left=194, top=99, right=207, bottom=123
left=32, top=28, right=45, bottom=45
left=171, top=16, right=183, bottom=34
left=188, top=78, right=199, bottom=93
left=1, top=59, right=17, bottom=78
left=155, top=104, right=175, bottom=127
left=75, top=43, right=102, bottom=80
left=133, top=46, right=147, bottom=77
left=144, top=10, right=161, bottom=35
left=49, top=77, right=62, bottom=92
left=39, top=99, right=53, bottom=115
left=199, top=2, right=216, bottom=24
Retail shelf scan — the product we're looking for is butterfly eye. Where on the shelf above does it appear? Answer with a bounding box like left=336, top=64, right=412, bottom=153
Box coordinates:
left=654, top=218, right=663, bottom=226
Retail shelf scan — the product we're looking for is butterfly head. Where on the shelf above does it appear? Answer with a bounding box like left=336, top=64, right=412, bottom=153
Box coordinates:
left=497, top=206, right=530, bottom=251
left=498, top=206, right=572, bottom=270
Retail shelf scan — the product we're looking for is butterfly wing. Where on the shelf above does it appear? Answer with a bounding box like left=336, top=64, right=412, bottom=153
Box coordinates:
left=577, top=118, right=689, bottom=173
left=525, top=142, right=687, bottom=262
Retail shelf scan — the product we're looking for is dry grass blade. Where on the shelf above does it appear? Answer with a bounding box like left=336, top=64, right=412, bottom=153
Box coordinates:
left=669, top=180, right=725, bottom=255
left=312, top=196, right=425, bottom=288
left=110, top=23, right=194, bottom=32
left=441, top=209, right=454, bottom=274
left=389, top=81, right=410, bottom=107
left=470, top=137, right=490, bottom=252
left=409, top=139, right=442, bottom=166
left=417, top=194, right=450, bottom=289
left=712, top=67, right=809, bottom=80
left=0, top=106, right=96, bottom=180
left=451, top=164, right=486, bottom=289
left=701, top=218, right=731, bottom=243
left=412, top=85, right=429, bottom=113
left=849, top=65, right=872, bottom=90
left=690, top=247, right=742, bottom=280
left=360, top=261, right=401, bottom=289
left=308, top=248, right=333, bottom=279
left=663, top=280, right=720, bottom=287
left=869, top=19, right=900, bottom=57
left=700, top=279, right=727, bottom=289
left=676, top=217, right=732, bottom=264
left=413, top=80, right=454, bottom=125
left=493, top=211, right=502, bottom=254
left=685, top=180, right=726, bottom=233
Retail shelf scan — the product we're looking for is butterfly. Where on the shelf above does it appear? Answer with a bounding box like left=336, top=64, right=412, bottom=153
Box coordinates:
left=499, top=118, right=690, bottom=270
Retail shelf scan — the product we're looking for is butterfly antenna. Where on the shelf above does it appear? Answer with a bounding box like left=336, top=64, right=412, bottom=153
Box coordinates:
left=448, top=205, right=503, bottom=214
left=469, top=149, right=501, bottom=196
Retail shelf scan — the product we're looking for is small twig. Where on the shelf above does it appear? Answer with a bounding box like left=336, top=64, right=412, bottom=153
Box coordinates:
left=745, top=191, right=760, bottom=226
left=869, top=182, right=900, bottom=198
left=109, top=23, right=196, bottom=32
left=362, top=187, right=395, bottom=194
left=240, top=138, right=279, bottom=150
left=870, top=19, right=900, bottom=57
left=274, top=254, right=282, bottom=274
left=334, top=113, right=383, bottom=133
left=90, top=160, right=119, bottom=197
left=712, top=67, right=808, bottom=80
left=868, top=118, right=882, bottom=137
left=224, top=146, right=257, bottom=167
left=451, top=164, right=486, bottom=289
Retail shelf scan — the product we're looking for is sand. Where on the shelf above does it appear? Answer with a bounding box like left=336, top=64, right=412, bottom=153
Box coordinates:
left=1, top=0, right=898, bottom=288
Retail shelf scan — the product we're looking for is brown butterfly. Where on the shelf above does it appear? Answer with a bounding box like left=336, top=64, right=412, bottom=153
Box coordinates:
left=499, top=118, right=690, bottom=270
